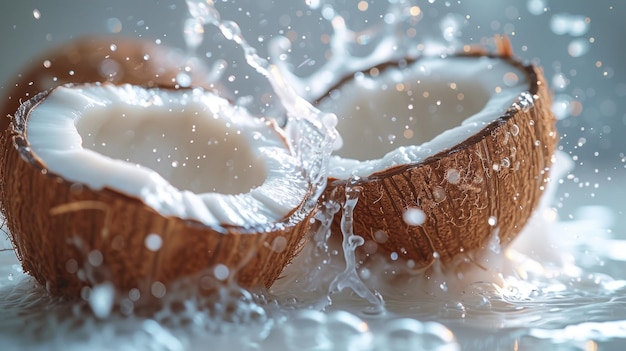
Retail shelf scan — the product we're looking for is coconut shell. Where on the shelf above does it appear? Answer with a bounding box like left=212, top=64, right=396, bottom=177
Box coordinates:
left=320, top=54, right=557, bottom=268
left=0, top=35, right=214, bottom=134
left=0, top=89, right=315, bottom=298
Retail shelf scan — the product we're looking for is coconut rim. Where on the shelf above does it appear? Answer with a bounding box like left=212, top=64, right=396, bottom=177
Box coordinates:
left=316, top=52, right=543, bottom=185
left=7, top=83, right=317, bottom=234
left=0, top=35, right=225, bottom=138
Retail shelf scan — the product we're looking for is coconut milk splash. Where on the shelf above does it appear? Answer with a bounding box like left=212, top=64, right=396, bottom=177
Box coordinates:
left=270, top=0, right=459, bottom=101
left=328, top=181, right=384, bottom=310
left=182, top=0, right=392, bottom=310
left=172, top=0, right=626, bottom=337
left=183, top=0, right=338, bottom=193
left=257, top=0, right=624, bottom=345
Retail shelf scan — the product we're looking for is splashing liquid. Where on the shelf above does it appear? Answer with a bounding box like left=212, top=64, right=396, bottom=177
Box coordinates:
left=271, top=0, right=462, bottom=101
left=183, top=0, right=390, bottom=312
left=184, top=0, right=338, bottom=195
left=185, top=1, right=395, bottom=317
left=328, top=182, right=384, bottom=310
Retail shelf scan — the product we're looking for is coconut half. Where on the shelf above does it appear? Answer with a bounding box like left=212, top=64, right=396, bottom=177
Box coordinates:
left=317, top=48, right=557, bottom=268
left=0, top=35, right=213, bottom=134
left=0, top=83, right=315, bottom=297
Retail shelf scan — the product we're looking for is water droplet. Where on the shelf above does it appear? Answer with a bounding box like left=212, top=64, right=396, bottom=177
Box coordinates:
left=527, top=0, right=546, bottom=15
left=271, top=236, right=288, bottom=253
left=446, top=169, right=461, bottom=184
left=98, top=59, right=122, bottom=79
left=305, top=0, right=321, bottom=10
left=488, top=216, right=498, bottom=226
left=357, top=1, right=369, bottom=12
left=552, top=94, right=575, bottom=120
left=374, top=230, right=389, bottom=243
left=145, top=233, right=163, bottom=251
left=65, top=258, right=78, bottom=274
left=552, top=73, right=569, bottom=91
left=409, top=6, right=422, bottom=17
left=503, top=72, right=519, bottom=87
left=129, top=288, right=141, bottom=301
left=151, top=281, right=167, bottom=298
left=501, top=158, right=511, bottom=168
left=88, top=250, right=103, bottom=267
left=440, top=13, right=463, bottom=42
left=568, top=38, right=590, bottom=57
left=403, top=208, right=426, bottom=226
left=511, top=124, right=520, bottom=136
left=550, top=13, right=589, bottom=36
left=88, top=282, right=115, bottom=319
left=176, top=72, right=192, bottom=88
left=32, top=9, right=41, bottom=19
left=214, top=264, right=230, bottom=281
left=432, top=186, right=447, bottom=202
left=106, top=17, right=122, bottom=33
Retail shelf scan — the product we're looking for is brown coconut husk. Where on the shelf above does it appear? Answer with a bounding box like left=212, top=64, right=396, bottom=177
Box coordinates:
left=0, top=88, right=315, bottom=298
left=319, top=37, right=557, bottom=269
left=0, top=35, right=216, bottom=134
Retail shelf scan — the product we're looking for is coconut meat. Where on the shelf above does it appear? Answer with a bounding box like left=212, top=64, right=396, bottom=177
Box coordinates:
left=25, top=84, right=309, bottom=227
left=318, top=56, right=529, bottom=179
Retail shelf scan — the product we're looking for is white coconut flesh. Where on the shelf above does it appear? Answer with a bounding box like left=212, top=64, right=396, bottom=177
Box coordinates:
left=318, top=56, right=529, bottom=178
left=25, top=83, right=309, bottom=227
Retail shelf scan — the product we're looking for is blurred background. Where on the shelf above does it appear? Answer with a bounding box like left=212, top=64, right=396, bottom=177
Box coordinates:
left=0, top=0, right=623, bottom=227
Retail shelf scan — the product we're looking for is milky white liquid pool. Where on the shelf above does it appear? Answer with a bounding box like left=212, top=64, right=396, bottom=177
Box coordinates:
left=1, top=154, right=625, bottom=350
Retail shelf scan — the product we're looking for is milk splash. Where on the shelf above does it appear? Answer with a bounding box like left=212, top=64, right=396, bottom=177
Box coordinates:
left=328, top=182, right=384, bottom=310
left=181, top=0, right=607, bottom=322
left=271, top=0, right=459, bottom=101
left=183, top=0, right=337, bottom=196
left=186, top=1, right=414, bottom=316
left=183, top=0, right=390, bottom=309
